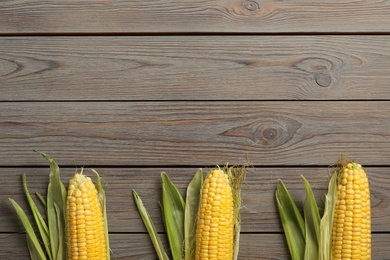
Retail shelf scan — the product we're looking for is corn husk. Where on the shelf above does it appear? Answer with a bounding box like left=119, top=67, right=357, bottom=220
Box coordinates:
left=92, top=168, right=111, bottom=260
left=133, top=165, right=246, bottom=260
left=133, top=170, right=199, bottom=260
left=319, top=172, right=337, bottom=260
left=226, top=165, right=246, bottom=260
left=302, top=175, right=320, bottom=260
left=161, top=172, right=186, bottom=260
left=9, top=151, right=67, bottom=260
left=184, top=169, right=203, bottom=260
left=276, top=171, right=337, bottom=260
left=276, top=179, right=305, bottom=260
left=133, top=189, right=169, bottom=260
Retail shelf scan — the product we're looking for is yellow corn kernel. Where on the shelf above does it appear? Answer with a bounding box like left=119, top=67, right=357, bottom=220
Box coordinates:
left=67, top=173, right=107, bottom=260
left=195, top=169, right=234, bottom=260
left=332, top=162, right=371, bottom=260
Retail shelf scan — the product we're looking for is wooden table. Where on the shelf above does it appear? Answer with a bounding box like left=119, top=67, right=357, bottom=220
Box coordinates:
left=1, top=1, right=389, bottom=259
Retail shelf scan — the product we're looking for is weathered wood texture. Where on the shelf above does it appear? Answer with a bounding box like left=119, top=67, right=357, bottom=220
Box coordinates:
left=1, top=167, right=389, bottom=233
left=0, top=0, right=389, bottom=33
left=1, top=36, right=389, bottom=101
left=0, top=101, right=389, bottom=166
left=1, top=233, right=390, bottom=259
left=1, top=0, right=389, bottom=257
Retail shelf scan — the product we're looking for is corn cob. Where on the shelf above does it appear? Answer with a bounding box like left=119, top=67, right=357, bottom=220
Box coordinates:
left=67, top=173, right=107, bottom=260
left=332, top=162, right=371, bottom=260
left=195, top=169, right=234, bottom=260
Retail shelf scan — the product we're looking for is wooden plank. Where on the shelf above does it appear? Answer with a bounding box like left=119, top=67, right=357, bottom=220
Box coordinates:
left=0, top=101, right=389, bottom=166
left=0, top=1, right=389, bottom=33
left=2, top=167, right=389, bottom=233
left=1, top=232, right=389, bottom=259
left=1, top=36, right=389, bottom=101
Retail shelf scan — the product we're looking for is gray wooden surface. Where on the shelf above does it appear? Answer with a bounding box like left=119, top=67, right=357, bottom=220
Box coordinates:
left=0, top=0, right=389, bottom=259
left=0, top=0, right=389, bottom=33
left=1, top=36, right=389, bottom=101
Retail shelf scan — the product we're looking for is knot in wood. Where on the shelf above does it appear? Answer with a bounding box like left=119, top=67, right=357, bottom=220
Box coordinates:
left=292, top=57, right=336, bottom=88
left=220, top=116, right=302, bottom=148
left=315, top=73, right=332, bottom=87
left=262, top=128, right=278, bottom=140
left=243, top=0, right=259, bottom=11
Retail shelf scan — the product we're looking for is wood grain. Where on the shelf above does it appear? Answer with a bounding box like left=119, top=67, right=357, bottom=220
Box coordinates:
left=0, top=0, right=389, bottom=33
left=0, top=101, right=389, bottom=166
left=1, top=36, right=389, bottom=101
left=1, top=1, right=389, bottom=257
left=1, top=232, right=389, bottom=259
left=2, top=167, right=389, bottom=233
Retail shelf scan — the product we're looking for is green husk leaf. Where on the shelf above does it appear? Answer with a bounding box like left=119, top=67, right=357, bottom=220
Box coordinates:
left=22, top=173, right=52, bottom=260
left=184, top=169, right=203, bottom=260
left=133, top=190, right=169, bottom=260
left=227, top=165, right=246, bottom=260
left=35, top=192, right=47, bottom=208
left=53, top=202, right=64, bottom=260
left=276, top=179, right=305, bottom=260
left=302, top=175, right=320, bottom=260
left=26, top=234, right=46, bottom=260
left=9, top=198, right=47, bottom=260
left=161, top=172, right=185, bottom=260
left=36, top=150, right=67, bottom=260
left=92, top=169, right=111, bottom=260
left=319, top=171, right=337, bottom=260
